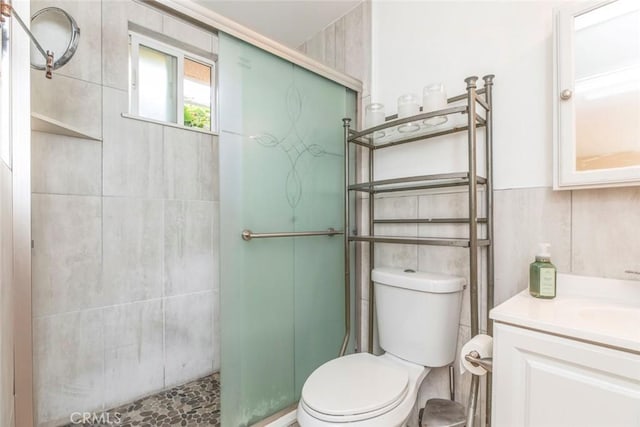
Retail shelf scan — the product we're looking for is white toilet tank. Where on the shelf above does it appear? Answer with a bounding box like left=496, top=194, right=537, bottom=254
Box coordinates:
left=372, top=267, right=465, bottom=367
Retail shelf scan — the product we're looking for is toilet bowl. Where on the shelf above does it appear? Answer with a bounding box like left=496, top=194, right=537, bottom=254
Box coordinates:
left=297, top=268, right=465, bottom=427
left=297, top=352, right=429, bottom=427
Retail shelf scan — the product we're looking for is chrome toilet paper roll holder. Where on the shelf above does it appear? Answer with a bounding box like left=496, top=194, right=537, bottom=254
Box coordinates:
left=465, top=350, right=493, bottom=373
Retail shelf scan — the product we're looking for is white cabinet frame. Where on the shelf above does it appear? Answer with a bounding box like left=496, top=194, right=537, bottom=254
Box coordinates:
left=553, top=1, right=640, bottom=190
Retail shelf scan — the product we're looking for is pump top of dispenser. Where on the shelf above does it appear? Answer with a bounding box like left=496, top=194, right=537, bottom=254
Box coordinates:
left=536, top=243, right=551, bottom=262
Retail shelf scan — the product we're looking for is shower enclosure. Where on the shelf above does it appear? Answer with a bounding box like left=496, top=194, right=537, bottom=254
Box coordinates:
left=218, top=34, right=357, bottom=426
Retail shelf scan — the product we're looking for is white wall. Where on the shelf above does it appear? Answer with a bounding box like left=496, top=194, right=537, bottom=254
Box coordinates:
left=372, top=0, right=563, bottom=189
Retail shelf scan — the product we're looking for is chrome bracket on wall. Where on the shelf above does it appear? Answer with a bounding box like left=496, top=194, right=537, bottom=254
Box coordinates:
left=1, top=2, right=80, bottom=79
left=0, top=1, right=53, bottom=78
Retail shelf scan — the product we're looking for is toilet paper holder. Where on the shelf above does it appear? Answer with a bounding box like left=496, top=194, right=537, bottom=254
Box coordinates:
left=464, top=351, right=493, bottom=373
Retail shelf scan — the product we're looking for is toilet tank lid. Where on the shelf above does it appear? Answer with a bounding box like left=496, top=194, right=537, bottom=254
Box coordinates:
left=372, top=268, right=466, bottom=293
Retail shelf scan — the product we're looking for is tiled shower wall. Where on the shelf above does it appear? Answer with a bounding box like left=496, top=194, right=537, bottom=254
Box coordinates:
left=30, top=1, right=219, bottom=425
left=298, top=1, right=371, bottom=101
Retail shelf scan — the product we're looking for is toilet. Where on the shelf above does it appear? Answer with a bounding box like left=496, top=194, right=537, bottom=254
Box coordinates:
left=297, top=267, right=465, bottom=427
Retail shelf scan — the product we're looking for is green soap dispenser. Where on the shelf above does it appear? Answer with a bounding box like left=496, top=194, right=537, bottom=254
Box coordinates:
left=529, top=243, right=557, bottom=299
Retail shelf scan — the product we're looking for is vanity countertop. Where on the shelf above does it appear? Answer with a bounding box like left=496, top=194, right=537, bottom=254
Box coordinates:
left=490, top=273, right=640, bottom=353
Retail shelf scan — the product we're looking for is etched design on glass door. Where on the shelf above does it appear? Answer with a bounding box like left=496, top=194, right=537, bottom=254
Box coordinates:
left=248, top=73, right=339, bottom=208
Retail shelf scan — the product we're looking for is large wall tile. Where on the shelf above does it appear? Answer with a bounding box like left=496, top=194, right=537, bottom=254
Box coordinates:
left=297, top=1, right=370, bottom=94
left=31, top=131, right=101, bottom=196
left=375, top=194, right=418, bottom=219
left=334, top=16, right=346, bottom=72
left=359, top=0, right=372, bottom=97
left=493, top=187, right=571, bottom=305
left=357, top=196, right=372, bottom=300
left=417, top=189, right=486, bottom=239
left=374, top=242, right=418, bottom=271
left=31, top=0, right=222, bottom=419
left=373, top=195, right=419, bottom=271
left=212, top=201, right=220, bottom=300
left=305, top=32, right=326, bottom=64
left=572, top=187, right=640, bottom=280
left=31, top=71, right=102, bottom=140
left=164, top=292, right=215, bottom=387
left=31, top=0, right=102, bottom=84
left=323, top=23, right=336, bottom=69
left=102, top=87, right=164, bottom=198
left=103, top=197, right=163, bottom=304
left=34, top=310, right=104, bottom=426
left=162, top=15, right=214, bottom=53
left=103, top=300, right=164, bottom=408
left=358, top=298, right=370, bottom=352
left=164, top=200, right=216, bottom=296
left=418, top=189, right=478, bottom=218
left=417, top=190, right=487, bottom=329
left=102, top=1, right=163, bottom=90
left=212, top=286, right=221, bottom=372
left=344, top=3, right=370, bottom=93
left=32, top=194, right=102, bottom=317
left=163, top=127, right=217, bottom=201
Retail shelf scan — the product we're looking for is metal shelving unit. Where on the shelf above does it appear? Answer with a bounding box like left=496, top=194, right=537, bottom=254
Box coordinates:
left=343, top=75, right=495, bottom=426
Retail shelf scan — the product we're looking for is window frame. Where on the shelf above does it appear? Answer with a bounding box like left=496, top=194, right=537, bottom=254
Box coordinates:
left=129, top=31, right=217, bottom=132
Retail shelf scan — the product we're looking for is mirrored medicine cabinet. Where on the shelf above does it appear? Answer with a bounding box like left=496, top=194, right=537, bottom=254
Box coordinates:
left=554, top=0, right=640, bottom=189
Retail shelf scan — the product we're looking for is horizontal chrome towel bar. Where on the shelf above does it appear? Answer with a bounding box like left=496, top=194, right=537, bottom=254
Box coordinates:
left=241, top=228, right=343, bottom=241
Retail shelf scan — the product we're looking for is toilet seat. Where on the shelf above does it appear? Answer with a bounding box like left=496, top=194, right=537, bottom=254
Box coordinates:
left=300, top=353, right=409, bottom=422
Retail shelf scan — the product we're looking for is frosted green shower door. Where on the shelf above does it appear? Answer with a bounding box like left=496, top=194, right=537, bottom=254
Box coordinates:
left=218, top=34, right=356, bottom=426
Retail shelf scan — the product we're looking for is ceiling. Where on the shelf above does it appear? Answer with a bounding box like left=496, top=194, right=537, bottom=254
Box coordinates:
left=193, top=1, right=362, bottom=48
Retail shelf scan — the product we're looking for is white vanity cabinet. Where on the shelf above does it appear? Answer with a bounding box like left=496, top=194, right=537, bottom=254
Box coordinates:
left=490, top=274, right=640, bottom=427
left=492, top=322, right=640, bottom=427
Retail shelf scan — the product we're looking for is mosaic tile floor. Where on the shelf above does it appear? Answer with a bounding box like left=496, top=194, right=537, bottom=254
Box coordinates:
left=63, top=373, right=220, bottom=426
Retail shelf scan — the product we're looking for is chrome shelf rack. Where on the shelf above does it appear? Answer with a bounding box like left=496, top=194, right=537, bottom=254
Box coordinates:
left=343, top=75, right=495, bottom=427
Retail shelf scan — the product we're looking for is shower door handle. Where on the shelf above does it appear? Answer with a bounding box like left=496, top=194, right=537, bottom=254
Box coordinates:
left=241, top=228, right=343, bottom=241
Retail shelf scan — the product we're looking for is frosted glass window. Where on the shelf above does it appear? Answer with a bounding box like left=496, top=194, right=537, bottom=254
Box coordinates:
left=183, top=58, right=212, bottom=130
left=138, top=44, right=177, bottom=123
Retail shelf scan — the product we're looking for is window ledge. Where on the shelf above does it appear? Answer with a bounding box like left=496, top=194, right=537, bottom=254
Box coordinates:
left=121, top=113, right=219, bottom=136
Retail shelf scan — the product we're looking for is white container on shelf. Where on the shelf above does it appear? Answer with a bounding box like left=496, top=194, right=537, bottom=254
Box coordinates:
left=422, top=83, right=448, bottom=127
left=365, top=103, right=385, bottom=128
left=364, top=103, right=386, bottom=139
left=397, top=93, right=420, bottom=133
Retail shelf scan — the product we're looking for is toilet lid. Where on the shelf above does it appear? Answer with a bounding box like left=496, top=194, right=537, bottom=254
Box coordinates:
left=301, top=353, right=409, bottom=417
